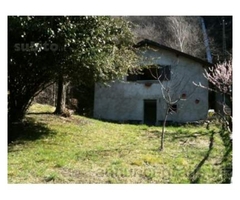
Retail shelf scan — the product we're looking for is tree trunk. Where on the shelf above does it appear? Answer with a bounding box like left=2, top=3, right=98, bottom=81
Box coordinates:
left=8, top=93, right=33, bottom=142
left=54, top=76, right=67, bottom=114
left=160, top=106, right=169, bottom=151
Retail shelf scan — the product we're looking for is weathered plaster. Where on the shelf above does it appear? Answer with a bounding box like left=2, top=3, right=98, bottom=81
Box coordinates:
left=94, top=47, right=208, bottom=123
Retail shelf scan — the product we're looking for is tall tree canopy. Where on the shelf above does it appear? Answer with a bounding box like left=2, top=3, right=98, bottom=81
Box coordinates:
left=8, top=16, right=138, bottom=124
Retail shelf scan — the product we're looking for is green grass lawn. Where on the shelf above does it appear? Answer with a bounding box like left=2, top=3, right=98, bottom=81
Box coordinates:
left=8, top=103, right=232, bottom=183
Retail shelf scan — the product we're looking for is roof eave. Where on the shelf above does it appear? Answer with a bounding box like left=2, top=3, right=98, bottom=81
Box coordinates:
left=134, top=39, right=213, bottom=67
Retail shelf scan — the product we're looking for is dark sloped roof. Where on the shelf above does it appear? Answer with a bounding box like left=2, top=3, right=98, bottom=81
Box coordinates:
left=134, top=39, right=212, bottom=67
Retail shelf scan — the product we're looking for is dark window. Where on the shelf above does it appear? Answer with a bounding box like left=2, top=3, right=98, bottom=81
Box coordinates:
left=159, top=65, right=171, bottom=81
left=168, top=104, right=177, bottom=113
left=127, top=73, right=138, bottom=81
left=181, top=93, right=187, bottom=99
left=127, top=65, right=171, bottom=82
left=139, top=67, right=158, bottom=80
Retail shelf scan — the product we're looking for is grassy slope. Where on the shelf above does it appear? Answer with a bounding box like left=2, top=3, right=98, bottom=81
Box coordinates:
left=8, top=104, right=231, bottom=183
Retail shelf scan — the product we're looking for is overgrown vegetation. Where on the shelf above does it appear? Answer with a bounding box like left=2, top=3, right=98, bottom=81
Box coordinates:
left=8, top=16, right=138, bottom=129
left=8, top=104, right=232, bottom=183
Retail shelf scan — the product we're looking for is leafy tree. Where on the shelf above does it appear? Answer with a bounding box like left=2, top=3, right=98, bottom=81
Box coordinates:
left=8, top=16, right=57, bottom=123
left=53, top=16, right=138, bottom=115
left=8, top=16, right=138, bottom=140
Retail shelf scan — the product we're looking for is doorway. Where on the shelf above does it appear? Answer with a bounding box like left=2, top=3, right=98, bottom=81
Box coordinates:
left=144, top=100, right=157, bottom=125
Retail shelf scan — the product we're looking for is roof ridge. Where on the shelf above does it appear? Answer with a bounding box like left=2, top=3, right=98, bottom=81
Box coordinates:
left=134, top=39, right=212, bottom=66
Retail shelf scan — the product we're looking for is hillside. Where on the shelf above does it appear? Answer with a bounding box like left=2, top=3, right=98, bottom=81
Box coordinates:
left=8, top=104, right=232, bottom=183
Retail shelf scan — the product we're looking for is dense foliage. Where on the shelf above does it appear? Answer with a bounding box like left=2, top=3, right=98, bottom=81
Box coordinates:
left=8, top=16, right=138, bottom=124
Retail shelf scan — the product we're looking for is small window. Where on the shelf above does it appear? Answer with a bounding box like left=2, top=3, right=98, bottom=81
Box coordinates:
left=195, top=99, right=200, bottom=104
left=168, top=104, right=177, bottom=113
left=127, top=73, right=138, bottom=81
left=127, top=65, right=171, bottom=82
left=139, top=67, right=158, bottom=80
left=158, top=65, right=171, bottom=81
left=181, top=93, right=187, bottom=99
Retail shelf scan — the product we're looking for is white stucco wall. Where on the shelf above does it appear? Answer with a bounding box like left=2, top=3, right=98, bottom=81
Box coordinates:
left=94, top=47, right=209, bottom=123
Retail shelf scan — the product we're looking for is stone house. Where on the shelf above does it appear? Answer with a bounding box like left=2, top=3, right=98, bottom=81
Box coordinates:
left=94, top=39, right=212, bottom=125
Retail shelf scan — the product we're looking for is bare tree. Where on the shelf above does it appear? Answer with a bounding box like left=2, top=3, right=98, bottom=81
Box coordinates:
left=149, top=65, right=196, bottom=151
left=126, top=16, right=206, bottom=59
left=164, top=17, right=205, bottom=58
left=125, top=16, right=162, bottom=43
left=165, top=17, right=188, bottom=52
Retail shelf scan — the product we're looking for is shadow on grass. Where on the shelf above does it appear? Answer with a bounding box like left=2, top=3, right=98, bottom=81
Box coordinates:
left=188, top=130, right=215, bottom=183
left=171, top=131, right=209, bottom=141
left=8, top=117, right=56, bottom=144
left=27, top=112, right=54, bottom=115
left=219, top=129, right=232, bottom=183
left=188, top=128, right=232, bottom=183
left=146, top=128, right=209, bottom=141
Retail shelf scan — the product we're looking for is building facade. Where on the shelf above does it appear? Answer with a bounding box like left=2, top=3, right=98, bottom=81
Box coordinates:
left=94, top=39, right=211, bottom=125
